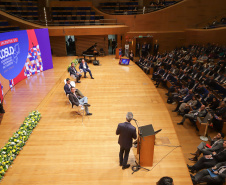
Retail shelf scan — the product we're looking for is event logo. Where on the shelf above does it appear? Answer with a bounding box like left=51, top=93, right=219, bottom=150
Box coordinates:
left=0, top=31, right=28, bottom=80
left=0, top=42, right=20, bottom=66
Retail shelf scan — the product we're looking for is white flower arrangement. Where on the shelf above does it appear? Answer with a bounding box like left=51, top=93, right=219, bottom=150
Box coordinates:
left=0, top=111, right=41, bottom=181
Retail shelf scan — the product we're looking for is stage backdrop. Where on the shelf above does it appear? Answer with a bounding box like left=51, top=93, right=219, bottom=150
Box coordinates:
left=0, top=28, right=53, bottom=101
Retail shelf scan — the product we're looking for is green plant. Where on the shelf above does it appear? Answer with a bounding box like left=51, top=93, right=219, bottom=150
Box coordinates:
left=0, top=111, right=41, bottom=181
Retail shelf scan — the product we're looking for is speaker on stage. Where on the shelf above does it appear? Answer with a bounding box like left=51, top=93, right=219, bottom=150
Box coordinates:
left=93, top=60, right=99, bottom=65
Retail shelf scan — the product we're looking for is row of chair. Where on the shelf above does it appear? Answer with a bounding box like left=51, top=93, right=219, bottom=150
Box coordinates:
left=52, top=11, right=96, bottom=16
left=0, top=19, right=19, bottom=33
left=52, top=15, right=103, bottom=20
left=52, top=7, right=92, bottom=11
left=99, top=2, right=138, bottom=6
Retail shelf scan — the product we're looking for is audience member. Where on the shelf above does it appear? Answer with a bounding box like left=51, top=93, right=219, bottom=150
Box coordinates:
left=189, top=132, right=224, bottom=161
left=69, top=87, right=92, bottom=115
left=79, top=59, right=94, bottom=79
left=68, top=62, right=82, bottom=83
left=177, top=105, right=207, bottom=125
left=187, top=140, right=226, bottom=173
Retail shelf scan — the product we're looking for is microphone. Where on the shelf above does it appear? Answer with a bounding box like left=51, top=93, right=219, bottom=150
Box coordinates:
left=133, top=118, right=137, bottom=121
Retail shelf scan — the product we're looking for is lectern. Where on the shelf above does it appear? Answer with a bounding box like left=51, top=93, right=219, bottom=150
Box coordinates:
left=137, top=124, right=155, bottom=166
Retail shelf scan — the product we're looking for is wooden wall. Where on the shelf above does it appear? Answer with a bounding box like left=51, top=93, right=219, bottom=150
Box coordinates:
left=125, top=31, right=185, bottom=54
left=185, top=27, right=226, bottom=46
left=75, top=35, right=108, bottom=56
left=49, top=36, right=67, bottom=56
left=96, top=0, right=226, bottom=31
left=49, top=1, right=93, bottom=7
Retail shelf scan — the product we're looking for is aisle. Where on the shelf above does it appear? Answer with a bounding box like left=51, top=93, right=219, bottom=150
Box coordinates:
left=1, top=56, right=192, bottom=185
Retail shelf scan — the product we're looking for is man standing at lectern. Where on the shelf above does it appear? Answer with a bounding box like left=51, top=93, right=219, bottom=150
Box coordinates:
left=116, top=112, right=137, bottom=169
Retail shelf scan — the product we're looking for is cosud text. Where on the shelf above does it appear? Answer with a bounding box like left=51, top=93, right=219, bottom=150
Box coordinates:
left=0, top=46, right=15, bottom=60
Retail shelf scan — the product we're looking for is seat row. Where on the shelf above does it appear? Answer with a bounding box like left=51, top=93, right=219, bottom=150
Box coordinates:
left=0, top=19, right=19, bottom=33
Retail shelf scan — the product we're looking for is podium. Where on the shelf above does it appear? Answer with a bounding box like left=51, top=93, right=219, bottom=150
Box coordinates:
left=115, top=48, right=122, bottom=59
left=115, top=48, right=119, bottom=59
left=137, top=124, right=155, bottom=166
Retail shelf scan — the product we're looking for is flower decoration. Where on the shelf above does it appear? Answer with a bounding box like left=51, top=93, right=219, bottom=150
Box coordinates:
left=0, top=111, right=41, bottom=181
left=67, top=59, right=78, bottom=72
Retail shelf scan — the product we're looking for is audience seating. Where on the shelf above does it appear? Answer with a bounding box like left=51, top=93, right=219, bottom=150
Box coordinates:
left=196, top=112, right=212, bottom=136
left=135, top=43, right=226, bottom=135
left=205, top=17, right=226, bottom=29
left=51, top=6, right=104, bottom=25
left=0, top=0, right=38, bottom=21
left=99, top=1, right=138, bottom=15
left=0, top=19, right=20, bottom=32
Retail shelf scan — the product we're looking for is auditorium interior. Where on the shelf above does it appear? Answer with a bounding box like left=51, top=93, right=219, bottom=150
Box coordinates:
left=0, top=0, right=226, bottom=184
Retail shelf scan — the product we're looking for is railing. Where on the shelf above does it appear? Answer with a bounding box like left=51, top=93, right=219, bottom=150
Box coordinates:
left=194, top=12, right=226, bottom=29
left=98, top=0, right=183, bottom=15
left=0, top=8, right=124, bottom=27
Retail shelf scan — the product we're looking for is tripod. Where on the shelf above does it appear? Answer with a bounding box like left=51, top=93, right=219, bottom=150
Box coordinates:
left=132, top=119, right=150, bottom=174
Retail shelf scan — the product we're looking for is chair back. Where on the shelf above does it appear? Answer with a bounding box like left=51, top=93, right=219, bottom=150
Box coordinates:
left=70, top=81, right=75, bottom=88
left=202, top=112, right=212, bottom=123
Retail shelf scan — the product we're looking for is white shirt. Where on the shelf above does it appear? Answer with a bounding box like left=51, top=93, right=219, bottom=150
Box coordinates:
left=83, top=63, right=86, bottom=69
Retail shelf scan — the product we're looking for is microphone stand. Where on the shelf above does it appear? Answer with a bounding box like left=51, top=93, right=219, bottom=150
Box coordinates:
left=132, top=119, right=150, bottom=174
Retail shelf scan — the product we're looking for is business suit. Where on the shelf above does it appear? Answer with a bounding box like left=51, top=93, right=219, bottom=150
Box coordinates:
left=79, top=62, right=93, bottom=78
left=153, top=44, right=159, bottom=56
left=174, top=93, right=194, bottom=111
left=152, top=68, right=164, bottom=81
left=191, top=148, right=226, bottom=171
left=187, top=80, right=195, bottom=89
left=64, top=83, right=72, bottom=95
left=179, top=108, right=207, bottom=125
left=179, top=99, right=197, bottom=113
left=194, top=162, right=226, bottom=184
left=69, top=92, right=89, bottom=114
left=199, top=139, right=224, bottom=155
left=68, top=66, right=81, bottom=82
left=116, top=122, right=137, bottom=167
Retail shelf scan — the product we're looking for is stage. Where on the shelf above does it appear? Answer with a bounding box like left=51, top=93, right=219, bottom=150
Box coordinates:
left=0, top=56, right=192, bottom=185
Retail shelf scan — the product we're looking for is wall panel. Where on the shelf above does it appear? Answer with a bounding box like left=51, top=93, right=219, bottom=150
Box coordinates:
left=76, top=35, right=108, bottom=56
left=185, top=28, right=226, bottom=46
left=49, top=36, right=67, bottom=56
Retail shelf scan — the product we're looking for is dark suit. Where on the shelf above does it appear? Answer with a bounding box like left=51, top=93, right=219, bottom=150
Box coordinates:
left=153, top=44, right=159, bottom=56
left=116, top=122, right=137, bottom=166
left=69, top=92, right=89, bottom=114
left=192, top=148, right=226, bottom=171
left=187, top=80, right=195, bottom=89
left=194, top=162, right=226, bottom=184
left=68, top=66, right=81, bottom=82
left=79, top=62, right=93, bottom=78
left=64, top=83, right=72, bottom=95
left=69, top=93, right=80, bottom=107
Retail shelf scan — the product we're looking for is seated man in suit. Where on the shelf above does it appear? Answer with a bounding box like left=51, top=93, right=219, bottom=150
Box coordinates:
left=151, top=66, right=165, bottom=81
left=178, top=95, right=198, bottom=115
left=116, top=112, right=137, bottom=170
left=189, top=132, right=224, bottom=161
left=177, top=105, right=207, bottom=125
left=64, top=78, right=72, bottom=95
left=69, top=87, right=92, bottom=116
left=64, top=78, right=84, bottom=96
left=68, top=62, right=82, bottom=83
left=173, top=90, right=194, bottom=112
left=188, top=140, right=226, bottom=173
left=155, top=70, right=173, bottom=88
left=191, top=161, right=226, bottom=185
left=79, top=59, right=94, bottom=79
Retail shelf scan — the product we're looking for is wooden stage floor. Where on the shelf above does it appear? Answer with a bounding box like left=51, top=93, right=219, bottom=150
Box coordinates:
left=0, top=56, right=192, bottom=185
